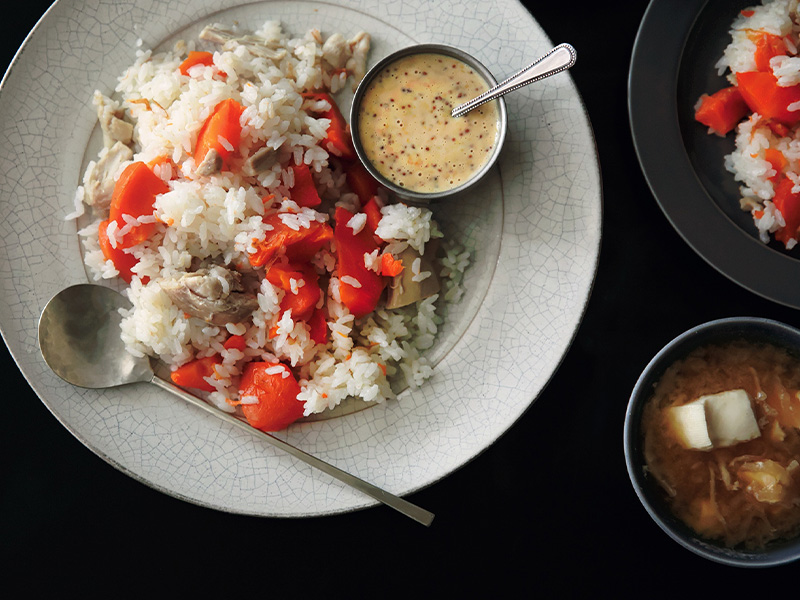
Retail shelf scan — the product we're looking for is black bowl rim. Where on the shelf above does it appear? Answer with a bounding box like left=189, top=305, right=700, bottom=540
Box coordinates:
left=628, top=0, right=800, bottom=309
left=349, top=43, right=508, bottom=202
left=624, top=316, right=800, bottom=567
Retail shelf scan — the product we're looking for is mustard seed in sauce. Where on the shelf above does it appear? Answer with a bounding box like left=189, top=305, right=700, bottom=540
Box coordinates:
left=358, top=53, right=500, bottom=193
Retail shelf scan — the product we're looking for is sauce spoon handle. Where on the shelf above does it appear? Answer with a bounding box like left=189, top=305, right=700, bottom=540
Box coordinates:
left=150, top=375, right=435, bottom=526
left=451, top=43, right=576, bottom=118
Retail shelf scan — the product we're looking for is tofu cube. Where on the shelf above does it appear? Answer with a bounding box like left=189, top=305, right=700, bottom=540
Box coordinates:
left=701, top=389, right=761, bottom=448
left=665, top=389, right=761, bottom=451
left=667, top=399, right=713, bottom=450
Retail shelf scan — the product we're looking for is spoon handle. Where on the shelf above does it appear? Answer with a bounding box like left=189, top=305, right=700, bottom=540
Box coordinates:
left=451, top=43, right=577, bottom=118
left=150, top=375, right=435, bottom=526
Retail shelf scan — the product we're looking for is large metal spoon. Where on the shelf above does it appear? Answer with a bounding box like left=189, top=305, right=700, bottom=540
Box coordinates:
left=451, top=43, right=577, bottom=118
left=37, top=283, right=434, bottom=526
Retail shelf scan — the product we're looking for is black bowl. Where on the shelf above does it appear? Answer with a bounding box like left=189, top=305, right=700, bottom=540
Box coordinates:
left=629, top=0, right=800, bottom=308
left=624, top=317, right=800, bottom=567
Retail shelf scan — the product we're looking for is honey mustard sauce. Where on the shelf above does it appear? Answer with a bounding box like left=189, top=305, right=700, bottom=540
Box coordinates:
left=357, top=53, right=500, bottom=193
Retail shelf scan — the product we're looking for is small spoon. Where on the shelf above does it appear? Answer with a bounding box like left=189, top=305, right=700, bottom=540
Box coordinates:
left=451, top=43, right=577, bottom=118
left=37, top=283, right=434, bottom=526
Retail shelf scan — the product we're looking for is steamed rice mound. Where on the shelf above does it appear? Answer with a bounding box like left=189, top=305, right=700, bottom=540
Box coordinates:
left=70, top=21, right=469, bottom=427
left=696, top=0, right=800, bottom=248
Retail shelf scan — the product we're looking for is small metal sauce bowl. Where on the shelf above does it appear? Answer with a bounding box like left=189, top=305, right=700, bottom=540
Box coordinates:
left=350, top=43, right=508, bottom=202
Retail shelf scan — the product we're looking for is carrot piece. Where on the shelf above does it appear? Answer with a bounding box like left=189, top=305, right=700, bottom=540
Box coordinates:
left=289, top=163, right=322, bottom=207
left=266, top=261, right=321, bottom=322
left=108, top=162, right=169, bottom=248
left=179, top=51, right=214, bottom=76
left=750, top=32, right=787, bottom=72
left=147, top=154, right=171, bottom=169
left=380, top=252, right=404, bottom=277
left=194, top=98, right=244, bottom=168
left=302, top=92, right=356, bottom=161
left=765, top=148, right=788, bottom=181
left=248, top=213, right=333, bottom=267
left=694, top=86, right=749, bottom=135
left=223, top=334, right=247, bottom=351
left=766, top=120, right=791, bottom=137
left=736, top=71, right=800, bottom=126
left=334, top=206, right=385, bottom=318
left=363, top=197, right=383, bottom=234
left=170, top=355, right=222, bottom=392
left=307, top=307, right=328, bottom=344
left=773, top=176, right=800, bottom=246
left=147, top=154, right=179, bottom=181
left=346, top=160, right=381, bottom=205
left=98, top=220, right=139, bottom=283
left=239, top=362, right=304, bottom=431
left=286, top=220, right=334, bottom=262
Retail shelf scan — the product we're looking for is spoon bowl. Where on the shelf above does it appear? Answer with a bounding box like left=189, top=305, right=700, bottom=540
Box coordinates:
left=38, top=283, right=151, bottom=388
left=38, top=283, right=434, bottom=525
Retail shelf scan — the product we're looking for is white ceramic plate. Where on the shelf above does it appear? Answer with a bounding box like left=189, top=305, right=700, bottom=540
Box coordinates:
left=0, top=0, right=601, bottom=517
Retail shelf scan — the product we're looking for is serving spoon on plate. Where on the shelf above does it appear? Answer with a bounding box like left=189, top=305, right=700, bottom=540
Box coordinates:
left=37, top=283, right=434, bottom=526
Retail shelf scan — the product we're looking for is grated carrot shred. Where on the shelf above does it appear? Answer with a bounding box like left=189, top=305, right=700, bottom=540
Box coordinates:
left=128, top=98, right=152, bottom=110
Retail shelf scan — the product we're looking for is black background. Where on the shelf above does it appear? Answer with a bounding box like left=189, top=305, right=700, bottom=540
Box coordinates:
left=3, top=0, right=799, bottom=596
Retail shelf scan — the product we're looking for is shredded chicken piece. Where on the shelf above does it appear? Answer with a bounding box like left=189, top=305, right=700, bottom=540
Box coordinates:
left=195, top=148, right=223, bottom=177
left=322, top=33, right=349, bottom=70
left=346, top=31, right=371, bottom=88
left=93, top=91, right=134, bottom=148
left=242, top=146, right=277, bottom=177
left=740, top=196, right=762, bottom=212
left=199, top=25, right=287, bottom=61
left=81, top=141, right=133, bottom=214
left=160, top=265, right=258, bottom=325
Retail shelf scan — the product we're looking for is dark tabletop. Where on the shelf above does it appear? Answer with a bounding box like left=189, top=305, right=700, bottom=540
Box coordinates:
left=3, top=0, right=798, bottom=595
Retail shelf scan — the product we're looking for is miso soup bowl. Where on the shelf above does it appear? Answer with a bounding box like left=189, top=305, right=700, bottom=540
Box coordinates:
left=349, top=43, right=508, bottom=202
left=624, top=317, right=800, bottom=567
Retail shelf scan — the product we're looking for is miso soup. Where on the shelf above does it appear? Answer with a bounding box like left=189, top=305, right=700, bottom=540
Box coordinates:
left=642, top=341, right=800, bottom=549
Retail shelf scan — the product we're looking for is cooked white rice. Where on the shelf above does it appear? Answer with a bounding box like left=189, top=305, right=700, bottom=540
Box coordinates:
left=71, top=21, right=471, bottom=424
left=705, top=0, right=800, bottom=247
left=717, top=0, right=799, bottom=80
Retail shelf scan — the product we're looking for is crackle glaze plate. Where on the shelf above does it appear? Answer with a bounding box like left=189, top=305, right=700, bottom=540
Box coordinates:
left=0, top=0, right=601, bottom=517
